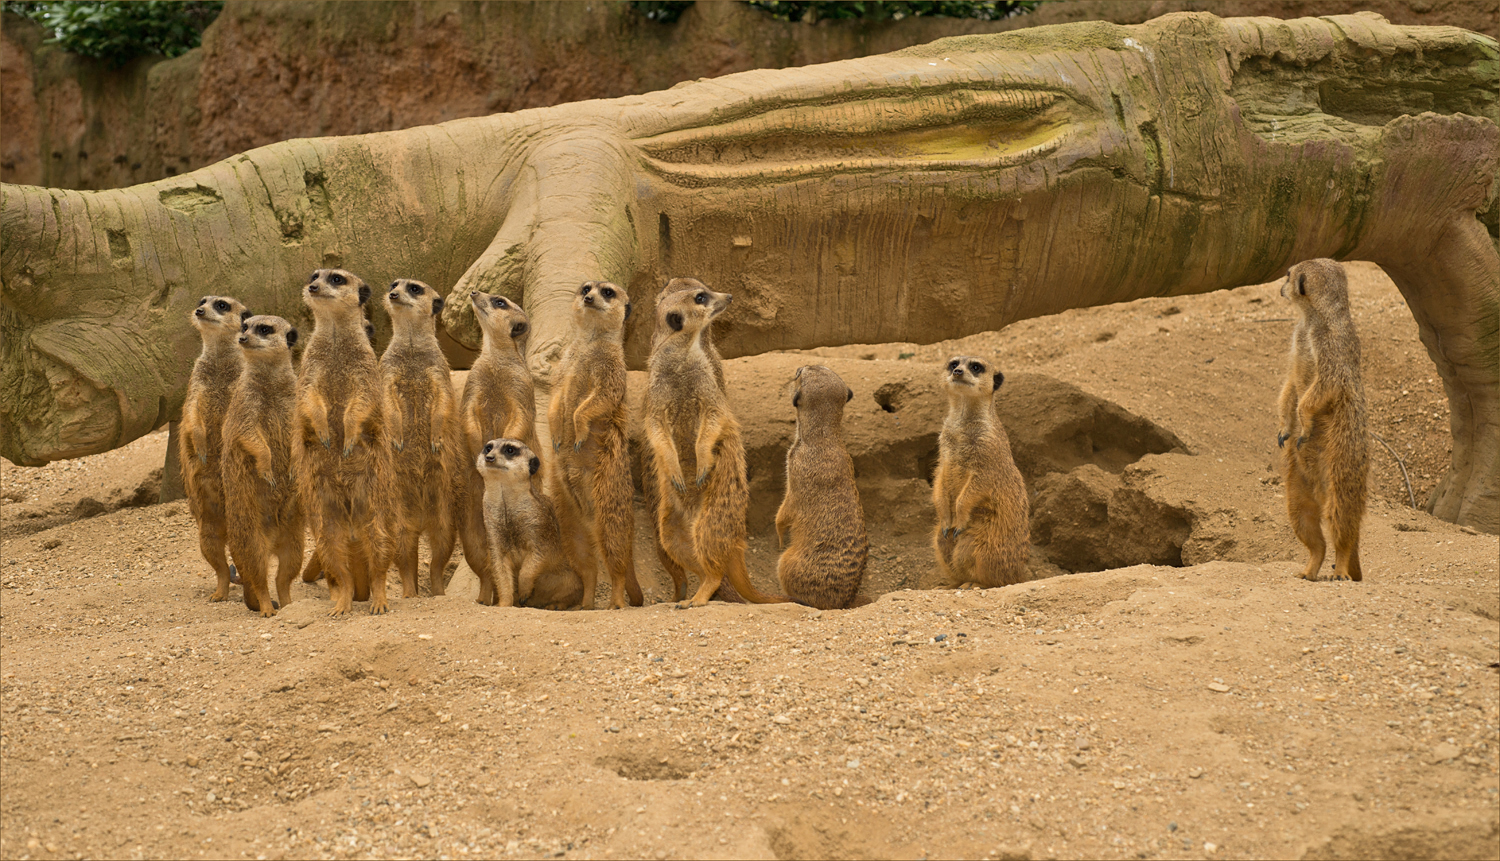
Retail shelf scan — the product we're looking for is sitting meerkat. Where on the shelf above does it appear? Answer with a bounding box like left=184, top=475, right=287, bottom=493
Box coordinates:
left=775, top=365, right=867, bottom=609
left=375, top=279, right=461, bottom=599
left=643, top=284, right=788, bottom=608
left=932, top=356, right=1031, bottom=589
left=545, top=281, right=644, bottom=610
left=181, top=295, right=252, bottom=602
left=457, top=290, right=539, bottom=605
left=294, top=268, right=389, bottom=615
left=1277, top=258, right=1369, bottom=582
left=476, top=438, right=584, bottom=609
left=221, top=315, right=305, bottom=617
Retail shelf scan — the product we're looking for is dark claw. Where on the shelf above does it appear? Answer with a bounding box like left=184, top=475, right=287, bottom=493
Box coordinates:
left=1296, top=435, right=1307, bottom=449
left=696, top=470, right=710, bottom=487
left=574, top=441, right=583, bottom=452
left=671, top=478, right=686, bottom=494
left=198, top=453, right=208, bottom=465
left=1276, top=432, right=1288, bottom=449
left=553, top=441, right=561, bottom=452
left=321, top=437, right=332, bottom=449
left=392, top=441, right=404, bottom=453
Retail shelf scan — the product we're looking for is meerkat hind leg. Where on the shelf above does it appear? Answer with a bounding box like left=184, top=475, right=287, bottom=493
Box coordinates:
left=394, top=531, right=421, bottom=598
left=273, top=538, right=302, bottom=608
left=1285, top=467, right=1328, bottom=581
left=427, top=526, right=457, bottom=597
left=201, top=525, right=234, bottom=602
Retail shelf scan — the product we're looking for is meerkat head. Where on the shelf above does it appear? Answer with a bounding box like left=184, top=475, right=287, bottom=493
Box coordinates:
left=572, top=281, right=631, bottom=332
left=943, top=355, right=1002, bottom=396
left=304, top=269, right=370, bottom=316
left=385, top=278, right=443, bottom=328
left=475, top=438, right=541, bottom=485
left=1281, top=258, right=1351, bottom=318
left=237, top=314, right=298, bottom=358
left=470, top=290, right=530, bottom=349
left=790, top=365, right=854, bottom=412
left=656, top=282, right=731, bottom=340
left=192, top=295, right=251, bottom=339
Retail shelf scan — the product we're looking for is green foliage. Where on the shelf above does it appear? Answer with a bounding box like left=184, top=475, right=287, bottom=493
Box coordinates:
left=2, top=1, right=222, bottom=66
left=746, top=1, right=1037, bottom=23
left=630, top=1, right=695, bottom=24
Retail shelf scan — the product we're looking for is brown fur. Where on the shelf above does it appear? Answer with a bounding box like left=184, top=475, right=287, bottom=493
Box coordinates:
left=776, top=365, right=867, bottom=609
left=180, top=295, right=251, bottom=603
left=294, top=268, right=389, bottom=615
left=477, top=439, right=584, bottom=609
left=545, top=281, right=645, bottom=611
left=1278, top=259, right=1369, bottom=582
left=374, top=279, right=461, bottom=599
left=457, top=290, right=539, bottom=605
left=643, top=284, right=788, bottom=608
left=221, top=315, right=305, bottom=617
left=932, top=356, right=1031, bottom=589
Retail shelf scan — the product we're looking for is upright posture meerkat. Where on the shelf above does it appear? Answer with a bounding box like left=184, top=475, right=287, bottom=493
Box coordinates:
left=644, top=285, right=787, bottom=608
left=295, top=268, right=389, bottom=615
left=776, top=365, right=868, bottom=609
left=545, top=281, right=644, bottom=610
left=181, top=295, right=251, bottom=602
left=933, top=356, right=1031, bottom=589
left=376, top=279, right=461, bottom=598
left=457, top=290, right=539, bottom=604
left=477, top=438, right=584, bottom=609
left=221, top=315, right=304, bottom=617
left=1278, top=258, right=1368, bottom=582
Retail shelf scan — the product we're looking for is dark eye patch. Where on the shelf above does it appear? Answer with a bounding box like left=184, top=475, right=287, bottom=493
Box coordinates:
left=255, top=324, right=274, bottom=336
left=694, top=292, right=708, bottom=305
left=212, top=300, right=230, bottom=313
left=947, top=359, right=961, bottom=371
left=329, top=273, right=346, bottom=286
left=197, top=297, right=208, bottom=306
left=501, top=443, right=519, bottom=457
left=491, top=297, right=506, bottom=309
left=968, top=362, right=984, bottom=375
left=408, top=282, right=423, bottom=296
left=482, top=442, right=494, bottom=454
left=601, top=287, right=616, bottom=300
left=579, top=284, right=591, bottom=296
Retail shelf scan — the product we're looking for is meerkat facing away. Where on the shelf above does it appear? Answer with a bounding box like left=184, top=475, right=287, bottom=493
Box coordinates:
left=775, top=365, right=867, bottom=609
left=477, top=438, right=584, bottom=609
left=933, top=356, right=1031, bottom=589
left=376, top=279, right=461, bottom=599
left=295, top=268, right=389, bottom=615
left=643, top=285, right=787, bottom=608
left=1278, top=258, right=1369, bottom=582
left=545, top=281, right=644, bottom=610
left=181, top=295, right=251, bottom=602
left=457, top=290, right=538, bottom=605
left=221, top=316, right=304, bottom=617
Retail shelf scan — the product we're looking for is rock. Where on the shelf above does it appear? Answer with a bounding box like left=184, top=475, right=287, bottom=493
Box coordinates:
left=1207, top=682, right=1231, bottom=693
left=1068, top=755, right=1089, bottom=768
left=1189, top=767, right=1205, bottom=779
left=410, top=772, right=431, bottom=788
left=1429, top=743, right=1461, bottom=764
left=184, top=755, right=199, bottom=768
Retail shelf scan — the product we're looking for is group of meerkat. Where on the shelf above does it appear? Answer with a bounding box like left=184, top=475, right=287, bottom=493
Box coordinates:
left=180, top=258, right=1367, bottom=617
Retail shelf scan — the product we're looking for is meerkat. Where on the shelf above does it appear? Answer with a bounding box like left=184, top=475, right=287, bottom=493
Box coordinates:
left=1277, top=258, right=1369, bottom=582
left=294, top=268, right=389, bottom=615
left=932, top=356, right=1031, bottom=589
left=775, top=365, right=868, bottom=609
left=545, top=281, right=645, bottom=610
left=220, top=315, right=304, bottom=617
left=181, top=295, right=252, bottom=602
left=643, top=284, right=788, bottom=609
left=374, top=279, right=461, bottom=599
left=457, top=290, right=540, bottom=605
left=476, top=438, right=584, bottom=609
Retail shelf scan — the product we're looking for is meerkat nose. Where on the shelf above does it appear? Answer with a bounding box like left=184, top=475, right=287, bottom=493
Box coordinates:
left=194, top=308, right=205, bottom=317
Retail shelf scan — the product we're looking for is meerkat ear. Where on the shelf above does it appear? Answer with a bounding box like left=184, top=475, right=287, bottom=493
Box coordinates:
left=666, top=312, right=684, bottom=332
left=992, top=371, right=1004, bottom=391
left=1296, top=274, right=1307, bottom=296
left=240, top=309, right=252, bottom=321
left=510, top=321, right=529, bottom=339
left=847, top=387, right=854, bottom=402
left=358, top=284, right=371, bottom=305
left=528, top=456, right=540, bottom=476
left=432, top=297, right=444, bottom=316
left=624, top=302, right=632, bottom=321
left=793, top=391, right=801, bottom=408
left=285, top=328, right=299, bottom=348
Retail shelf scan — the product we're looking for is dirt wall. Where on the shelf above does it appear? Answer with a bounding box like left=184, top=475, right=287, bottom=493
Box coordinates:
left=3, top=0, right=1494, bottom=190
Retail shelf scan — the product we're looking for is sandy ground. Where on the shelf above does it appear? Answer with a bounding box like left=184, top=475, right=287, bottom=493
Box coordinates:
left=1, top=262, right=1496, bottom=861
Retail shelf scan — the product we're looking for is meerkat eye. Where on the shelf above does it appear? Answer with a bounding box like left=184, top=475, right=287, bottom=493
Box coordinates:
left=968, top=362, right=984, bottom=375
left=694, top=292, right=708, bottom=305
left=947, top=359, right=961, bottom=372
left=212, top=299, right=230, bottom=313
left=197, top=297, right=209, bottom=307
left=601, top=287, right=616, bottom=300
left=482, top=442, right=494, bottom=454
left=329, top=273, right=346, bottom=286
left=255, top=324, right=274, bottom=336
left=501, top=444, right=519, bottom=457
left=407, top=282, right=423, bottom=296
left=241, top=322, right=249, bottom=332
left=390, top=281, right=400, bottom=290
left=309, top=272, right=318, bottom=283
left=579, top=283, right=591, bottom=296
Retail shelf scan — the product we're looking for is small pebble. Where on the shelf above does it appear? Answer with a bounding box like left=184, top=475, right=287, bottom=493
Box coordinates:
left=1189, top=767, right=1205, bottom=779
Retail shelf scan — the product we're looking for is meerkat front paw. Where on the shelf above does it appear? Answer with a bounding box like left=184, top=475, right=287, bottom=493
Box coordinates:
left=1277, top=431, right=1290, bottom=448
left=391, top=439, right=405, bottom=453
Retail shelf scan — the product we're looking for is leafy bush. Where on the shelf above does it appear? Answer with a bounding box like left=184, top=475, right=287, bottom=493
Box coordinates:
left=746, top=1, right=1036, bottom=23
left=2, top=1, right=222, bottom=66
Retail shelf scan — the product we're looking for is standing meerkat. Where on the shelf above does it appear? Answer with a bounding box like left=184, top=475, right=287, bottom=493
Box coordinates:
left=295, top=268, right=389, bottom=615
left=457, top=290, right=539, bottom=605
left=477, top=438, right=584, bottom=609
left=181, top=295, right=251, bottom=602
left=221, top=315, right=304, bottom=617
left=1278, top=258, right=1369, bottom=582
left=933, top=356, right=1031, bottom=589
left=376, top=279, right=461, bottom=599
left=644, top=284, right=788, bottom=609
left=775, top=365, right=867, bottom=609
left=545, top=281, right=644, bottom=610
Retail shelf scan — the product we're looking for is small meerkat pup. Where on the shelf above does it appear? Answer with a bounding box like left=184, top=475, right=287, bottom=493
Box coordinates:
left=644, top=284, right=788, bottom=608
left=545, top=281, right=644, bottom=610
left=476, top=438, right=584, bottom=609
left=375, top=279, right=461, bottom=599
left=775, top=366, right=867, bottom=609
left=181, top=295, right=252, bottom=602
left=932, top=356, right=1031, bottom=589
left=295, top=268, right=389, bottom=615
left=457, top=290, right=539, bottom=605
left=1277, top=258, right=1369, bottom=582
left=221, top=315, right=304, bottom=617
